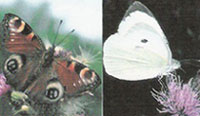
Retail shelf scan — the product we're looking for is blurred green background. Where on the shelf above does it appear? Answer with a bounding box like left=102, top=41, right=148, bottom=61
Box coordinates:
left=0, top=0, right=102, bottom=116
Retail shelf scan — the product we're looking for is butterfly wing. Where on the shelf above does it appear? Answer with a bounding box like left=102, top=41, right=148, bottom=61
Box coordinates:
left=0, top=13, right=45, bottom=90
left=23, top=58, right=100, bottom=104
left=53, top=59, right=101, bottom=95
left=103, top=1, right=180, bottom=81
left=0, top=13, right=45, bottom=54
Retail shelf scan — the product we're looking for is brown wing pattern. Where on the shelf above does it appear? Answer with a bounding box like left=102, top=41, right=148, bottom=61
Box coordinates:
left=1, top=13, right=45, bottom=54
left=22, top=59, right=101, bottom=103
left=3, top=56, right=40, bottom=91
left=53, top=59, right=101, bottom=95
left=0, top=13, right=44, bottom=91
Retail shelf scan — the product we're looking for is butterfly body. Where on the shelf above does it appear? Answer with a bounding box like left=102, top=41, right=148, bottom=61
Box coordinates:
left=0, top=13, right=100, bottom=115
left=103, top=1, right=180, bottom=81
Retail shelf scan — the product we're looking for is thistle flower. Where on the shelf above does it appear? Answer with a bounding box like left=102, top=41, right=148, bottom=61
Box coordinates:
left=54, top=46, right=73, bottom=59
left=71, top=45, right=101, bottom=67
left=59, top=97, right=93, bottom=116
left=151, top=75, right=200, bottom=116
left=0, top=73, right=10, bottom=96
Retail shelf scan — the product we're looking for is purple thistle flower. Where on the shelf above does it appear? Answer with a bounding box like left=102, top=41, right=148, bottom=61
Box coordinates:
left=0, top=73, right=10, bottom=96
left=54, top=47, right=72, bottom=59
left=152, top=75, right=200, bottom=116
left=59, top=97, right=91, bottom=116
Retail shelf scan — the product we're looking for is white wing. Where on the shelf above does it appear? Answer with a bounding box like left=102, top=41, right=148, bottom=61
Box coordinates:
left=103, top=1, right=180, bottom=81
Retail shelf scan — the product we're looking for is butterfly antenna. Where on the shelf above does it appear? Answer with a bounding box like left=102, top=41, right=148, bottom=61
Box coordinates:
left=180, top=59, right=200, bottom=67
left=180, top=67, right=186, bottom=73
left=56, top=29, right=75, bottom=46
left=52, top=20, right=63, bottom=48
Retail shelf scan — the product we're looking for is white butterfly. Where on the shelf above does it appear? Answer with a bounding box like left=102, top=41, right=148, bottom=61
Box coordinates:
left=103, top=1, right=180, bottom=81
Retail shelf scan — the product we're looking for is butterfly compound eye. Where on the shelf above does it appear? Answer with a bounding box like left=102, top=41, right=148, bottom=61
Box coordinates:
left=45, top=79, right=64, bottom=102
left=4, top=54, right=25, bottom=74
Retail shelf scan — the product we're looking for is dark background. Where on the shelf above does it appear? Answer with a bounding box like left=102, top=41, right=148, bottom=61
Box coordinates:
left=103, top=0, right=200, bottom=116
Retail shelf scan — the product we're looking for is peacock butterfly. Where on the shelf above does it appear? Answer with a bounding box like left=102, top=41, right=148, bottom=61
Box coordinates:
left=0, top=13, right=101, bottom=115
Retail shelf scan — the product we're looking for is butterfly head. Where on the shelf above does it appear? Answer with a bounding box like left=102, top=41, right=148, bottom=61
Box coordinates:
left=40, top=20, right=67, bottom=67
